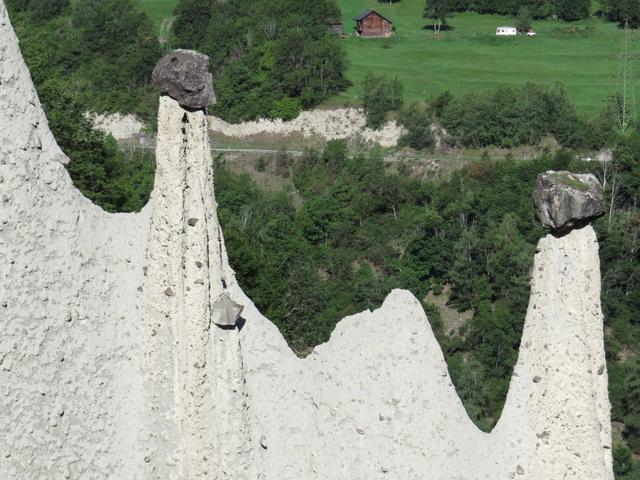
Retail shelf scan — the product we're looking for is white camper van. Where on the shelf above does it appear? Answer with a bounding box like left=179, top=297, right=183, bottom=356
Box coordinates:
left=496, top=26, right=517, bottom=36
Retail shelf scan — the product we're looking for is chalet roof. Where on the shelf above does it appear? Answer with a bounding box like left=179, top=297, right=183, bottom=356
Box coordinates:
left=354, top=9, right=392, bottom=24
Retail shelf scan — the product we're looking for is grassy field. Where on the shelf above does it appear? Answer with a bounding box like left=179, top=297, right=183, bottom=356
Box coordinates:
left=334, top=0, right=634, bottom=116
left=136, top=0, right=636, bottom=117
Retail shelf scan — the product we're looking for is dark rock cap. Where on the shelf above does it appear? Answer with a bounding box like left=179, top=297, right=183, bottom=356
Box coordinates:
left=533, top=171, right=605, bottom=233
left=152, top=49, right=215, bottom=110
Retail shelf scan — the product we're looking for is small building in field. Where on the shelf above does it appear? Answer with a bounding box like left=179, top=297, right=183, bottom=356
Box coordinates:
left=496, top=26, right=517, bottom=36
left=354, top=10, right=393, bottom=38
left=328, top=21, right=344, bottom=35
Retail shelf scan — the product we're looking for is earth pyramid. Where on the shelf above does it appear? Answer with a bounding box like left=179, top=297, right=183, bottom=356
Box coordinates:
left=0, top=3, right=613, bottom=479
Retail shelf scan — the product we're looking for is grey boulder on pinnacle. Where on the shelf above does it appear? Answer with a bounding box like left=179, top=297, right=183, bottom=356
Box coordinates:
left=152, top=49, right=215, bottom=110
left=533, top=170, right=605, bottom=233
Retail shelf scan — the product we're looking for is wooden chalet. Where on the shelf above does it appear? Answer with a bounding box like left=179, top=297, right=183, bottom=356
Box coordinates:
left=354, top=10, right=393, bottom=38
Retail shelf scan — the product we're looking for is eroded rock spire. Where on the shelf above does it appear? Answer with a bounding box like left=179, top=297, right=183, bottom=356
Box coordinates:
left=142, top=55, right=253, bottom=478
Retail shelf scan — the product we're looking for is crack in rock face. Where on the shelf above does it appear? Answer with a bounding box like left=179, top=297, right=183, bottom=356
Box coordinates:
left=533, top=171, right=605, bottom=233
left=152, top=49, right=215, bottom=110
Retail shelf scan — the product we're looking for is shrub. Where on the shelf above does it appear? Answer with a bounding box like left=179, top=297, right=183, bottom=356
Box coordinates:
left=399, top=103, right=435, bottom=150
left=554, top=0, right=590, bottom=21
left=614, top=442, right=634, bottom=476
left=28, top=0, right=69, bottom=21
left=428, top=90, right=454, bottom=118
left=270, top=97, right=301, bottom=121
left=361, top=73, right=404, bottom=130
left=580, top=108, right=616, bottom=150
left=275, top=150, right=292, bottom=178
left=255, top=157, right=268, bottom=172
left=516, top=6, right=533, bottom=32
left=436, top=83, right=582, bottom=149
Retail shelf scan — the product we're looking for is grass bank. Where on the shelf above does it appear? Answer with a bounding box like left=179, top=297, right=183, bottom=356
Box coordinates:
left=333, top=0, right=633, bottom=117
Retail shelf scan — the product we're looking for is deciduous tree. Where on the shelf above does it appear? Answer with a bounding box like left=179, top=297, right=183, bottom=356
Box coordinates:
left=424, top=0, right=452, bottom=35
left=361, top=74, right=403, bottom=129
left=553, top=0, right=590, bottom=21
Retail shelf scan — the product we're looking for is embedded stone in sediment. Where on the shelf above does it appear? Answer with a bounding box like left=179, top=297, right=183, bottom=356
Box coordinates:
left=211, top=292, right=244, bottom=328
left=151, top=49, right=215, bottom=110
left=533, top=171, right=605, bottom=233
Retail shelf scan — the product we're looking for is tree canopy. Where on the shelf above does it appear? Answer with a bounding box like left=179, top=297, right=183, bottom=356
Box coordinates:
left=602, top=0, right=640, bottom=27
left=446, top=0, right=590, bottom=20
left=424, top=0, right=454, bottom=34
left=6, top=0, right=160, bottom=121
left=172, top=0, right=349, bottom=123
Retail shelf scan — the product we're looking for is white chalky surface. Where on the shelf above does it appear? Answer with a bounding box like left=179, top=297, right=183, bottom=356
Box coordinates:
left=90, top=112, right=146, bottom=141
left=0, top=4, right=149, bottom=478
left=0, top=3, right=612, bottom=479
left=208, top=108, right=404, bottom=147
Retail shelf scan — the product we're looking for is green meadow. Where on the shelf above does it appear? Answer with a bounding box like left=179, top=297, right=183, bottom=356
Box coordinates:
left=136, top=0, right=637, bottom=117
left=335, top=0, right=633, bottom=116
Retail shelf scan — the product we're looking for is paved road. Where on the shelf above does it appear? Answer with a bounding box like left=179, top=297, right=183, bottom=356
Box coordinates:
left=131, top=141, right=303, bottom=157
left=212, top=147, right=303, bottom=156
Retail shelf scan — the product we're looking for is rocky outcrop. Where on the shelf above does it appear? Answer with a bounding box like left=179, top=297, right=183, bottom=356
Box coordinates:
left=533, top=171, right=605, bottom=233
left=495, top=226, right=612, bottom=479
left=0, top=4, right=613, bottom=479
left=208, top=107, right=404, bottom=147
left=89, top=111, right=145, bottom=141
left=152, top=50, right=215, bottom=110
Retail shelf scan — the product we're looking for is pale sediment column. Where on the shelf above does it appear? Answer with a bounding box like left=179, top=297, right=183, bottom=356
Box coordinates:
left=493, top=172, right=612, bottom=479
left=141, top=94, right=253, bottom=479
left=495, top=227, right=612, bottom=479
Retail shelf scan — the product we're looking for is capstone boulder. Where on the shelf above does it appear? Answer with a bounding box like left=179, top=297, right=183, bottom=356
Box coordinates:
left=533, top=171, right=605, bottom=233
left=152, top=49, right=215, bottom=110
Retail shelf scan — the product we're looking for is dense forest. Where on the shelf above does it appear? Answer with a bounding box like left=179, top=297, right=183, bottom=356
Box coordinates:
left=5, top=0, right=640, bottom=478
left=440, top=0, right=589, bottom=19
left=8, top=0, right=351, bottom=125
left=171, top=0, right=349, bottom=122
left=213, top=140, right=640, bottom=478
left=429, top=0, right=640, bottom=22
left=6, top=0, right=160, bottom=122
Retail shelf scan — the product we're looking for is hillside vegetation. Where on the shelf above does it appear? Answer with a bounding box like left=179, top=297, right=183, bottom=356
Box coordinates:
left=8, top=0, right=160, bottom=121
left=210, top=141, right=640, bottom=477
left=170, top=0, right=349, bottom=122
left=5, top=0, right=158, bottom=212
